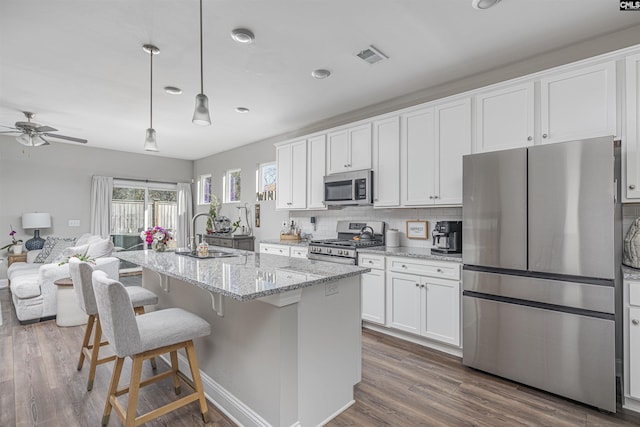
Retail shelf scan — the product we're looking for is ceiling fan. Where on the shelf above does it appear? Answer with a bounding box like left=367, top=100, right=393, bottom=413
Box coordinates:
left=0, top=111, right=87, bottom=147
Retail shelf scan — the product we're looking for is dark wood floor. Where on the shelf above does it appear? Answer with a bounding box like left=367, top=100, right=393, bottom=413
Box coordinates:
left=2, top=286, right=640, bottom=427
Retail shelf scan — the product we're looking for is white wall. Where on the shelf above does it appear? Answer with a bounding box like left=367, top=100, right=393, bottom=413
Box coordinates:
left=0, top=136, right=193, bottom=280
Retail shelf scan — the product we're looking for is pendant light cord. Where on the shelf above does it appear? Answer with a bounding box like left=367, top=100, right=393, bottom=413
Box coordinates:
left=150, top=49, right=153, bottom=129
left=199, top=0, right=204, bottom=94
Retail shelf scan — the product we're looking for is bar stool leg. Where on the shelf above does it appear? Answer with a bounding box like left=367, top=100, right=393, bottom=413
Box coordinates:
left=77, top=314, right=95, bottom=371
left=134, top=306, right=157, bottom=371
left=185, top=340, right=210, bottom=423
left=87, top=317, right=104, bottom=391
left=125, top=355, right=144, bottom=427
left=170, top=350, right=181, bottom=395
left=102, top=356, right=124, bottom=426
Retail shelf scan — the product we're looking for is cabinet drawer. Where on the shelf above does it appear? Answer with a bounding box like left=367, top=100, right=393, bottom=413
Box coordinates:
left=260, top=244, right=290, bottom=256
left=358, top=254, right=385, bottom=270
left=630, top=281, right=640, bottom=307
left=291, top=247, right=309, bottom=259
left=387, top=257, right=460, bottom=280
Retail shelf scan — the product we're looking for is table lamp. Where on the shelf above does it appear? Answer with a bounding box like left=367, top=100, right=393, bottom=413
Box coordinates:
left=22, top=212, right=51, bottom=250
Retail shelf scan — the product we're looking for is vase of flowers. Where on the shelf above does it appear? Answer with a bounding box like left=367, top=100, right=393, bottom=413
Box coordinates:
left=1, top=225, right=23, bottom=254
left=141, top=226, right=173, bottom=252
left=206, top=195, right=221, bottom=233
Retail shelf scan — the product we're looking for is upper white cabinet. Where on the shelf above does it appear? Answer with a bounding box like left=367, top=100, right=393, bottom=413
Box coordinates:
left=307, top=134, right=327, bottom=209
left=475, top=82, right=534, bottom=153
left=401, top=98, right=471, bottom=206
left=626, top=54, right=640, bottom=200
left=327, top=123, right=372, bottom=174
left=372, top=116, right=400, bottom=207
left=540, top=61, right=616, bottom=144
left=276, top=139, right=307, bottom=210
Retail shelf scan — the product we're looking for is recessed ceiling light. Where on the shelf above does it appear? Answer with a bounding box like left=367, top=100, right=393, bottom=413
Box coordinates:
left=471, top=0, right=501, bottom=9
left=164, top=86, right=183, bottom=95
left=231, top=28, right=255, bottom=44
left=311, top=69, right=331, bottom=80
left=235, top=107, right=250, bottom=113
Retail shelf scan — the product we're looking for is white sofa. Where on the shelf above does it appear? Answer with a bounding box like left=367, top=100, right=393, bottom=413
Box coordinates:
left=7, top=234, right=119, bottom=323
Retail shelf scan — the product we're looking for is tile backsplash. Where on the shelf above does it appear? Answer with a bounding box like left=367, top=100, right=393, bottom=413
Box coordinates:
left=289, top=206, right=462, bottom=248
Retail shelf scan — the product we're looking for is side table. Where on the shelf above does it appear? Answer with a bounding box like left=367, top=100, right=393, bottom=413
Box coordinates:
left=7, top=252, right=27, bottom=290
left=53, top=277, right=88, bottom=327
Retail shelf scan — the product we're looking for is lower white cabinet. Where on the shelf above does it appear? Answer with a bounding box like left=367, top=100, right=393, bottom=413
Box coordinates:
left=386, top=257, right=461, bottom=347
left=359, top=254, right=386, bottom=325
left=625, top=279, right=640, bottom=411
left=259, top=243, right=290, bottom=256
left=290, top=247, right=309, bottom=259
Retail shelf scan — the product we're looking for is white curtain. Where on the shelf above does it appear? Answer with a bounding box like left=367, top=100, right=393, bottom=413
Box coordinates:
left=176, top=182, right=193, bottom=249
left=90, top=176, right=113, bottom=238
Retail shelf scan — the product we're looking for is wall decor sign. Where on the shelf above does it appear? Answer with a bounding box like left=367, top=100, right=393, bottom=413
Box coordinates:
left=406, top=220, right=428, bottom=239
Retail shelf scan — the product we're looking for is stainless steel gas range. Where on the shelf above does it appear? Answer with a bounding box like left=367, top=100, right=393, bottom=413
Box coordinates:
left=308, top=221, right=385, bottom=265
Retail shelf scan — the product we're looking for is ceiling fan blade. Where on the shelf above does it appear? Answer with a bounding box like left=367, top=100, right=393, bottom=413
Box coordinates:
left=37, top=136, right=51, bottom=146
left=0, top=124, right=18, bottom=130
left=35, top=125, right=57, bottom=133
left=43, top=132, right=87, bottom=143
left=0, top=130, right=20, bottom=134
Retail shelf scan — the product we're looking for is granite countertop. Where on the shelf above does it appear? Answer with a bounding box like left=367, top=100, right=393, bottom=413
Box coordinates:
left=259, top=239, right=310, bottom=247
left=358, top=246, right=463, bottom=263
left=623, top=265, right=640, bottom=280
left=115, top=248, right=368, bottom=301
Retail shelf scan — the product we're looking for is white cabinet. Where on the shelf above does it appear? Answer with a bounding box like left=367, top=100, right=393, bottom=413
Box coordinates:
left=475, top=82, right=534, bottom=153
left=276, top=140, right=307, bottom=210
left=358, top=253, right=386, bottom=325
left=327, top=123, right=372, bottom=174
left=260, top=243, right=308, bottom=259
left=625, top=279, right=640, bottom=410
left=259, top=243, right=290, bottom=256
left=386, top=257, right=461, bottom=347
left=290, top=247, right=309, bottom=259
left=307, top=135, right=327, bottom=209
left=540, top=61, right=616, bottom=144
left=626, top=53, right=640, bottom=200
left=401, top=98, right=471, bottom=207
left=372, top=116, right=400, bottom=207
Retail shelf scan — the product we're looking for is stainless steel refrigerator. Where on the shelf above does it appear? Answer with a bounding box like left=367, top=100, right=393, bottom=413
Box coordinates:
left=462, top=136, right=620, bottom=412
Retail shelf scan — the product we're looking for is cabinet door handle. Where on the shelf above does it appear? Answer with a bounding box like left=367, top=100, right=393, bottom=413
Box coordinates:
left=630, top=184, right=636, bottom=190
left=433, top=195, right=439, bottom=199
left=633, top=319, right=639, bottom=325
left=542, top=133, right=548, bottom=139
left=421, top=284, right=426, bottom=288
left=429, top=196, right=434, bottom=199
left=527, top=136, right=533, bottom=141
left=437, top=268, right=443, bottom=273
left=415, top=283, right=420, bottom=287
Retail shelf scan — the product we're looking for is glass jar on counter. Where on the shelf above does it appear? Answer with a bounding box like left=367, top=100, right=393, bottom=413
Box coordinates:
left=197, top=241, right=209, bottom=257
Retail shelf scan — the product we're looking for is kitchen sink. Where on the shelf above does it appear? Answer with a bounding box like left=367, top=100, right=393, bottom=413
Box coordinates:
left=175, top=250, right=240, bottom=259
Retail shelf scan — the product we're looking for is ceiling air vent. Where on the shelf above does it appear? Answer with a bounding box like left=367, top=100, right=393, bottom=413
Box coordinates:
left=356, top=45, right=388, bottom=65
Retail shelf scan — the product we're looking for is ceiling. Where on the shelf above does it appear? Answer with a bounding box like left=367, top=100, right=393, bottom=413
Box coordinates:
left=1, top=1, right=639, bottom=161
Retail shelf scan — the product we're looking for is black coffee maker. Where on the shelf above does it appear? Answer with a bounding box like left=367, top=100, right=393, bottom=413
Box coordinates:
left=431, top=221, right=462, bottom=254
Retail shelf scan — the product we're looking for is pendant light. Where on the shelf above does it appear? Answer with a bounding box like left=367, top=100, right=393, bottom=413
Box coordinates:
left=143, top=44, right=160, bottom=151
left=192, top=0, right=211, bottom=125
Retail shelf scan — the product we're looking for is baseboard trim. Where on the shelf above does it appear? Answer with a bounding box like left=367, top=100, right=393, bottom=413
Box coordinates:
left=363, top=322, right=463, bottom=358
left=160, top=353, right=277, bottom=427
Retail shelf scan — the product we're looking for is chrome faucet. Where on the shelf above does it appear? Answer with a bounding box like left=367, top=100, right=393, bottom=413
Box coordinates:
left=191, top=212, right=214, bottom=253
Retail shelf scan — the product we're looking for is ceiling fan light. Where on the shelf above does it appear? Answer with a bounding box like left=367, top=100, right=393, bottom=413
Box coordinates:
left=471, top=0, right=501, bottom=9
left=16, top=134, right=32, bottom=146
left=144, top=128, right=158, bottom=151
left=31, top=135, right=47, bottom=147
left=193, top=93, right=211, bottom=125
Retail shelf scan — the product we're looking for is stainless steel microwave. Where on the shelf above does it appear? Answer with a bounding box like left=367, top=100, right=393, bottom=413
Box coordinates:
left=323, top=170, right=373, bottom=206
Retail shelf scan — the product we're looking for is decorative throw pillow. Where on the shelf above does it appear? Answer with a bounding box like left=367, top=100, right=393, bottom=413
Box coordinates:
left=33, top=237, right=78, bottom=264
left=85, top=239, right=114, bottom=258
left=75, top=233, right=104, bottom=247
left=61, top=243, right=91, bottom=258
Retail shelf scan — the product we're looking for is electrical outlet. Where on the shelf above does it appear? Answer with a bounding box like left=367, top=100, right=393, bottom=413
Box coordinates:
left=68, top=219, right=81, bottom=227
left=325, top=282, right=339, bottom=296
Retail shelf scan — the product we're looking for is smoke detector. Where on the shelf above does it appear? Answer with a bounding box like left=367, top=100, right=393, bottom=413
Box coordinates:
left=356, top=45, right=388, bottom=65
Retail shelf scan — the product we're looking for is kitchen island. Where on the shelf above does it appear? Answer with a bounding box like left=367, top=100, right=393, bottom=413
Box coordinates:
left=114, top=249, right=370, bottom=427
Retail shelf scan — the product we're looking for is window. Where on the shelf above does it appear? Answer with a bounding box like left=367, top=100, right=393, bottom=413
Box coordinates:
left=110, top=180, right=177, bottom=250
left=225, top=169, right=242, bottom=203
left=256, top=162, right=276, bottom=201
left=198, top=174, right=212, bottom=205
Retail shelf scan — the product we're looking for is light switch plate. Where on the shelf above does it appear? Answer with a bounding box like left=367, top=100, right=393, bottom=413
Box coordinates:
left=68, top=219, right=81, bottom=227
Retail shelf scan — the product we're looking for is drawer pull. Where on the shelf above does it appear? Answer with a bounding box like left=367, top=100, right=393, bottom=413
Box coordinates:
left=633, top=319, right=640, bottom=326
left=401, top=264, right=407, bottom=269
left=368, top=260, right=374, bottom=264
left=437, top=268, right=443, bottom=273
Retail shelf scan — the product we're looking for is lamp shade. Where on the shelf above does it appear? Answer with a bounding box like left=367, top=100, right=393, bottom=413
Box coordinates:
left=144, top=128, right=158, bottom=151
left=192, top=93, right=211, bottom=125
left=22, top=213, right=51, bottom=229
